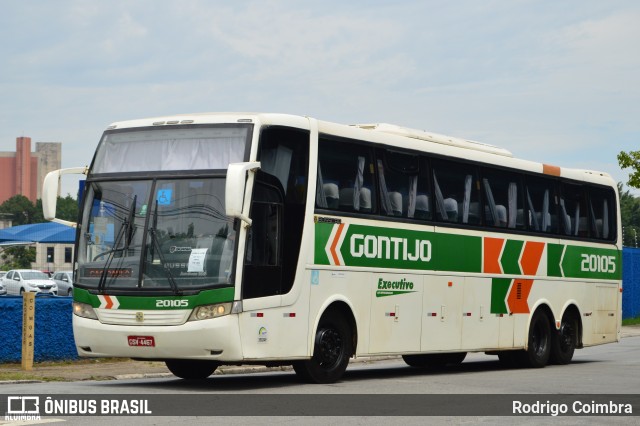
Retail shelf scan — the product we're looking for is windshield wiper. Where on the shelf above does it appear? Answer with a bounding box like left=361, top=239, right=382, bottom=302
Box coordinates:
left=148, top=200, right=182, bottom=296
left=97, top=196, right=137, bottom=293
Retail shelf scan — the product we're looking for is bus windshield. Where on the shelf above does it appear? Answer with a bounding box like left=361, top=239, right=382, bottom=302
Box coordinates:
left=77, top=178, right=235, bottom=293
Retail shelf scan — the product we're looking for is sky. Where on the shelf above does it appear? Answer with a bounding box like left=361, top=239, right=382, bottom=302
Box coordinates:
left=1, top=0, right=639, bottom=197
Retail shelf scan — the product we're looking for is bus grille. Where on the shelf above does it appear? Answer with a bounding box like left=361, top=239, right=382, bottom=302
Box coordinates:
left=96, top=309, right=190, bottom=326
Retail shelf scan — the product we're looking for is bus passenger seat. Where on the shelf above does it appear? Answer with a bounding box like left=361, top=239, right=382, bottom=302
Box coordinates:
left=339, top=187, right=354, bottom=210
left=516, top=209, right=524, bottom=228
left=468, top=202, right=481, bottom=224
left=495, top=205, right=507, bottom=227
left=595, top=219, right=603, bottom=238
left=415, top=194, right=430, bottom=219
left=323, top=183, right=339, bottom=209
left=359, top=188, right=372, bottom=213
left=389, top=192, right=403, bottom=216
left=444, top=198, right=458, bottom=222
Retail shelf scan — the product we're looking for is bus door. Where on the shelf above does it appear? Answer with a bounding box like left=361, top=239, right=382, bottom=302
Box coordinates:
left=242, top=171, right=285, bottom=300
left=238, top=126, right=310, bottom=358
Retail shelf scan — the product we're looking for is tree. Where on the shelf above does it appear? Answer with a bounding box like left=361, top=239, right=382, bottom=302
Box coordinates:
left=0, top=195, right=38, bottom=225
left=35, top=196, right=79, bottom=224
left=56, top=195, right=80, bottom=223
left=0, top=246, right=36, bottom=269
left=618, top=150, right=640, bottom=189
left=619, top=183, right=640, bottom=247
left=0, top=195, right=78, bottom=226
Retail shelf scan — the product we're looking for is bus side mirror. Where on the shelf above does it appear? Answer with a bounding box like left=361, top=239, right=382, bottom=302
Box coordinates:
left=42, top=166, right=88, bottom=227
left=225, top=162, right=261, bottom=226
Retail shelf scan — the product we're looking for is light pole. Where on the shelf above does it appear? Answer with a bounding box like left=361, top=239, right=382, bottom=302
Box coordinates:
left=47, top=254, right=52, bottom=276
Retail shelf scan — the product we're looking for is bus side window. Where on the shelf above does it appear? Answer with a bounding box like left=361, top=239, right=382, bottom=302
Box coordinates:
left=432, top=159, right=480, bottom=225
left=524, top=177, right=558, bottom=233
left=588, top=187, right=615, bottom=240
left=317, top=137, right=375, bottom=213
left=377, top=149, right=422, bottom=219
left=560, top=183, right=588, bottom=237
left=481, top=168, right=523, bottom=229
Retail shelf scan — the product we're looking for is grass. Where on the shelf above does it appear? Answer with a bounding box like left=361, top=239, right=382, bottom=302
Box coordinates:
left=622, top=316, right=640, bottom=326
left=0, top=371, right=67, bottom=382
left=0, top=357, right=132, bottom=382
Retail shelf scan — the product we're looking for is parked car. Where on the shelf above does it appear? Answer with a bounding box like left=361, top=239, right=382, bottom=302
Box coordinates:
left=52, top=271, right=73, bottom=296
left=0, top=280, right=6, bottom=296
left=2, top=269, right=58, bottom=296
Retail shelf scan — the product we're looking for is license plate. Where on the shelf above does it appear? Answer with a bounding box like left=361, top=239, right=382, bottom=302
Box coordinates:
left=127, top=336, right=155, bottom=347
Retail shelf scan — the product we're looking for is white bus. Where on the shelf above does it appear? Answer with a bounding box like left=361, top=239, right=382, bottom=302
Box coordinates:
left=43, top=113, right=621, bottom=383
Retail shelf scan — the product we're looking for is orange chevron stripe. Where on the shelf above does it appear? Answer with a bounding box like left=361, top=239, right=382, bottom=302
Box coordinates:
left=520, top=241, right=545, bottom=276
left=483, top=237, right=504, bottom=274
left=330, top=224, right=345, bottom=266
left=104, top=295, right=114, bottom=309
left=507, top=279, right=533, bottom=314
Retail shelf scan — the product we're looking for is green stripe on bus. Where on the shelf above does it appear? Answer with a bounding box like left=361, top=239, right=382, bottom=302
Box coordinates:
left=547, top=244, right=565, bottom=277
left=314, top=220, right=334, bottom=265
left=315, top=222, right=482, bottom=273
left=490, top=278, right=511, bottom=314
left=74, top=287, right=235, bottom=309
left=501, top=240, right=524, bottom=275
left=315, top=222, right=621, bottom=280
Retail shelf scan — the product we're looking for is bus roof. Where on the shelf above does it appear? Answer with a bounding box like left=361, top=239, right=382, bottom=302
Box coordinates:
left=352, top=123, right=514, bottom=158
left=104, top=112, right=615, bottom=187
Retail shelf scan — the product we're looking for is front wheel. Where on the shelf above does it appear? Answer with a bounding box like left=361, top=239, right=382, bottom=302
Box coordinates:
left=293, top=312, right=353, bottom=384
left=165, top=360, right=218, bottom=380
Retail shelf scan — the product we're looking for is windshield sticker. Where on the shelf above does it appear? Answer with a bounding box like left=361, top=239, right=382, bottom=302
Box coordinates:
left=187, top=248, right=208, bottom=272
left=156, top=189, right=173, bottom=205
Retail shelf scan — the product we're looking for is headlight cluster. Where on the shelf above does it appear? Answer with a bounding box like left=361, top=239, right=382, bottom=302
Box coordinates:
left=73, top=301, right=98, bottom=320
left=188, top=302, right=232, bottom=321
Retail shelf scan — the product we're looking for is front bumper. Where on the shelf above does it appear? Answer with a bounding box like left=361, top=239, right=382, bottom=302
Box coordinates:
left=73, top=313, right=243, bottom=361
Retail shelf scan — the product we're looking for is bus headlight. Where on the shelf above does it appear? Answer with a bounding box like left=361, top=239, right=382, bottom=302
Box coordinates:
left=73, top=301, right=98, bottom=320
left=189, top=303, right=232, bottom=321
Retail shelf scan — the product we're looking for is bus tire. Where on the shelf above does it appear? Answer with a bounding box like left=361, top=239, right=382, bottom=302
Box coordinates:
left=402, top=352, right=467, bottom=369
left=517, top=309, right=551, bottom=368
left=165, top=360, right=218, bottom=380
left=293, top=312, right=352, bottom=384
left=550, top=311, right=578, bottom=365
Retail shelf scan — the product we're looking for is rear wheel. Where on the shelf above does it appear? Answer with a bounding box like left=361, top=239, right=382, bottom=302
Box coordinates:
left=517, top=309, right=551, bottom=368
left=293, top=312, right=353, bottom=384
left=550, top=311, right=578, bottom=365
left=165, top=360, right=218, bottom=380
left=403, top=352, right=467, bottom=368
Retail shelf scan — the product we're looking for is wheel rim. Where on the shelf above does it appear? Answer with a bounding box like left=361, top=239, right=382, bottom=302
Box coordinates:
left=316, top=327, right=343, bottom=368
